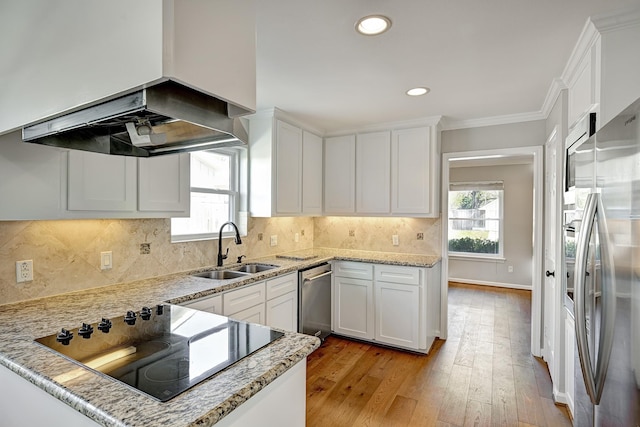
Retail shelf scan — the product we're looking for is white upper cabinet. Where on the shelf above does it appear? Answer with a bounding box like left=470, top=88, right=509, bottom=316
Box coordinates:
left=65, top=151, right=190, bottom=218
left=391, top=127, right=440, bottom=217
left=324, top=135, right=356, bottom=215
left=324, top=124, right=440, bottom=218
left=138, top=154, right=190, bottom=213
left=302, top=131, right=324, bottom=215
left=249, top=109, right=323, bottom=217
left=0, top=0, right=256, bottom=134
left=356, top=131, right=391, bottom=214
left=275, top=120, right=303, bottom=215
left=564, top=14, right=640, bottom=130
left=67, top=152, right=137, bottom=212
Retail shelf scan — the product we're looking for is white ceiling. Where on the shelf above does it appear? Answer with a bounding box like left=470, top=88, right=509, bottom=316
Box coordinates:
left=255, top=0, right=639, bottom=134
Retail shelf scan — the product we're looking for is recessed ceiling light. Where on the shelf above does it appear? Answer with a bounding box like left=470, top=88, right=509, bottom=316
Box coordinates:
left=406, top=87, right=430, bottom=96
left=355, top=15, right=392, bottom=36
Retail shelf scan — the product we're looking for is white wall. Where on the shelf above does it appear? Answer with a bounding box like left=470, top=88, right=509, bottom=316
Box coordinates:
left=448, top=163, right=534, bottom=288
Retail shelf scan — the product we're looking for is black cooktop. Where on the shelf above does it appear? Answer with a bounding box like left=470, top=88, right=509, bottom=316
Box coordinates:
left=35, top=304, right=284, bottom=401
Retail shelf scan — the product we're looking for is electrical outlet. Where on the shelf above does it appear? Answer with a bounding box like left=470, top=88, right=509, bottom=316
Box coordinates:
left=508, top=265, right=514, bottom=273
left=294, top=233, right=299, bottom=242
left=100, top=251, right=113, bottom=270
left=16, top=260, right=33, bottom=283
left=392, top=235, right=399, bottom=246
left=417, top=232, right=424, bottom=240
left=270, top=235, right=278, bottom=246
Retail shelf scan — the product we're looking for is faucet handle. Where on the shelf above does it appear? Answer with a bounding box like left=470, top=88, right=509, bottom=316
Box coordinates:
left=237, top=255, right=246, bottom=264
left=222, top=247, right=229, bottom=260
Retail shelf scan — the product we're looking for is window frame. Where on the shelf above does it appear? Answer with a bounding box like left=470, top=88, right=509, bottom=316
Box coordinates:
left=447, top=181, right=505, bottom=259
left=171, top=148, right=241, bottom=243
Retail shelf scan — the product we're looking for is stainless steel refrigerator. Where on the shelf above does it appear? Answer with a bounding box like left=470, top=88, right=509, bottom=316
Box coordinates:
left=567, top=98, right=640, bottom=426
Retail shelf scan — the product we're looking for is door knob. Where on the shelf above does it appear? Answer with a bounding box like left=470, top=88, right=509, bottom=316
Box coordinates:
left=546, top=270, right=555, bottom=277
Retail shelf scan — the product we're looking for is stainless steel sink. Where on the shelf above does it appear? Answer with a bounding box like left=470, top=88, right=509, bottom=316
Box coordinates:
left=192, top=270, right=251, bottom=280
left=236, top=263, right=279, bottom=273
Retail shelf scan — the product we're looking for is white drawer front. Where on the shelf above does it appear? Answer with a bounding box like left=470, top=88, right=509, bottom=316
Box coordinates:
left=374, top=265, right=420, bottom=285
left=181, top=294, right=222, bottom=315
left=266, top=273, right=297, bottom=300
left=333, top=261, right=373, bottom=280
left=223, top=282, right=266, bottom=316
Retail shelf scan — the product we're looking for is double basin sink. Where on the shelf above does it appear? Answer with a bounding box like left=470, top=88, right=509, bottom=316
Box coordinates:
left=192, top=263, right=279, bottom=280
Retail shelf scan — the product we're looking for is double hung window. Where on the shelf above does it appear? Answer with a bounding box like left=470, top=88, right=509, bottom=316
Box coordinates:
left=171, top=149, right=239, bottom=242
left=448, top=181, right=504, bottom=257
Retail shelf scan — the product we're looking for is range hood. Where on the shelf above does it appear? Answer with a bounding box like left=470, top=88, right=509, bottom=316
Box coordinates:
left=22, top=81, right=249, bottom=157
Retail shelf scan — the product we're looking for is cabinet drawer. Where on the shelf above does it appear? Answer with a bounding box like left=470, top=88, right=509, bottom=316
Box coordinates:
left=333, top=261, right=373, bottom=280
left=229, top=303, right=265, bottom=325
left=266, top=273, right=297, bottom=300
left=375, top=265, right=420, bottom=285
left=181, top=294, right=222, bottom=315
left=223, top=282, right=266, bottom=316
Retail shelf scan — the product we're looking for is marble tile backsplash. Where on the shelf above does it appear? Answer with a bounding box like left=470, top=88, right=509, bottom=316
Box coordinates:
left=314, top=216, right=441, bottom=254
left=0, top=217, right=314, bottom=305
left=0, top=215, right=440, bottom=305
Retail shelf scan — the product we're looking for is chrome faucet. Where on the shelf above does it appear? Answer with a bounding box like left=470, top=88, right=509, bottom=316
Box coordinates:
left=217, top=222, right=242, bottom=267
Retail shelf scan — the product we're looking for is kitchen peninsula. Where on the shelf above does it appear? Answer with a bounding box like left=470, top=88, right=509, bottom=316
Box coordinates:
left=0, top=249, right=441, bottom=427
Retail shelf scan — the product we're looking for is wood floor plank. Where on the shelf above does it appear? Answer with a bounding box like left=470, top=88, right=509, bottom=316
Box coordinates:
left=463, top=399, right=492, bottom=427
left=306, top=283, right=572, bottom=427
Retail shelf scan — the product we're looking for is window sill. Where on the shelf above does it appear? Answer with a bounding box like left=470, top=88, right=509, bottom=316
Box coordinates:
left=448, top=254, right=506, bottom=263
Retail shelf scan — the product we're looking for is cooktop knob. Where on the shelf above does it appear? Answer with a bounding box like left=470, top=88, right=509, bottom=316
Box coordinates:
left=56, top=328, right=73, bottom=345
left=156, top=304, right=164, bottom=315
left=97, top=318, right=112, bottom=333
left=124, top=311, right=137, bottom=325
left=78, top=323, right=94, bottom=339
left=141, top=306, right=152, bottom=320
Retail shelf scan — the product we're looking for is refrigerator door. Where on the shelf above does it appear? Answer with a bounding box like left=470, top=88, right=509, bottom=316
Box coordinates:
left=593, top=99, right=640, bottom=426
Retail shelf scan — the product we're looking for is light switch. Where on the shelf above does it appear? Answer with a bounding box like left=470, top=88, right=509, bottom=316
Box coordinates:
left=101, top=251, right=113, bottom=270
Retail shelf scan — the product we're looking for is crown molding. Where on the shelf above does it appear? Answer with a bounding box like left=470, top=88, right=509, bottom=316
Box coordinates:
left=540, top=77, right=568, bottom=119
left=246, top=107, right=325, bottom=135
left=323, top=115, right=443, bottom=137
left=592, top=6, right=640, bottom=33
left=441, top=111, right=545, bottom=131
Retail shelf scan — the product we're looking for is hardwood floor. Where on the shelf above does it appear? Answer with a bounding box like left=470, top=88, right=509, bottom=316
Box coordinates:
left=306, top=282, right=572, bottom=427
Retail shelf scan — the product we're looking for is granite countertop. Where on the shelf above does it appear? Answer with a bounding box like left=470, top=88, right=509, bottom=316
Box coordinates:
left=0, top=248, right=440, bottom=426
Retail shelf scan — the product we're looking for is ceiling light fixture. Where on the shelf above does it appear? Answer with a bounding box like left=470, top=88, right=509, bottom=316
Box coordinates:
left=406, top=87, right=430, bottom=96
left=355, top=15, right=392, bottom=36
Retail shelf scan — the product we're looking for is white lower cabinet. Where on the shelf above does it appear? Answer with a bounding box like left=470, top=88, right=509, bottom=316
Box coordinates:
left=184, top=273, right=298, bottom=333
left=333, top=275, right=375, bottom=340
left=374, top=281, right=420, bottom=349
left=565, top=311, right=575, bottom=419
left=332, top=261, right=440, bottom=353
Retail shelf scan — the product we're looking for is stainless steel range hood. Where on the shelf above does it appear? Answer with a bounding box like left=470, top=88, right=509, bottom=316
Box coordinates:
left=22, top=81, right=249, bottom=157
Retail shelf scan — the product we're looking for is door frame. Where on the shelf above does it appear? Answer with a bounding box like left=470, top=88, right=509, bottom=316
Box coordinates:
left=441, top=145, right=544, bottom=357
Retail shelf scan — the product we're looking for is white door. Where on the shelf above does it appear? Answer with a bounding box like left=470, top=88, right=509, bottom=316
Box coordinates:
left=374, top=281, right=419, bottom=349
left=324, top=135, right=356, bottom=214
left=266, top=291, right=297, bottom=332
left=356, top=131, right=390, bottom=214
left=543, top=128, right=560, bottom=384
left=333, top=276, right=374, bottom=339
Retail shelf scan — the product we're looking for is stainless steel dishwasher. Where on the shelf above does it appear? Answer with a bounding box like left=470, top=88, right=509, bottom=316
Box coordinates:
left=298, top=263, right=332, bottom=340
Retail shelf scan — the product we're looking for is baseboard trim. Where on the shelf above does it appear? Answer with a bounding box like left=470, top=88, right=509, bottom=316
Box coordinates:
left=448, top=277, right=532, bottom=291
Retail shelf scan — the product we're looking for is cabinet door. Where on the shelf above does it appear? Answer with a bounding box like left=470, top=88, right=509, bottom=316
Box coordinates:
left=324, top=135, right=356, bottom=214
left=67, top=151, right=136, bottom=211
left=223, top=282, right=266, bottom=316
left=266, top=290, right=298, bottom=332
left=567, top=39, right=600, bottom=129
left=275, top=120, right=303, bottom=215
left=356, top=131, right=390, bottom=214
left=302, top=130, right=323, bottom=214
left=374, top=281, right=420, bottom=349
left=333, top=276, right=374, bottom=340
left=181, top=294, right=222, bottom=315
left=138, top=153, right=189, bottom=214
left=391, top=127, right=433, bottom=215
left=229, top=303, right=266, bottom=325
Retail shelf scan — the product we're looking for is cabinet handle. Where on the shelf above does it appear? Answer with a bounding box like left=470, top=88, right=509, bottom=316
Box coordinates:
left=545, top=270, right=555, bottom=277
left=303, top=271, right=332, bottom=282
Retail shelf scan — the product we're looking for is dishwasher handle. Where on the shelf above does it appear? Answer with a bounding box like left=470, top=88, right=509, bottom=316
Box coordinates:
left=303, top=271, right=332, bottom=282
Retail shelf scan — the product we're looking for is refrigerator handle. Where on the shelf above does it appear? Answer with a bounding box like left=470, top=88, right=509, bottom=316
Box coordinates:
left=593, top=194, right=616, bottom=403
left=574, top=192, right=598, bottom=403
